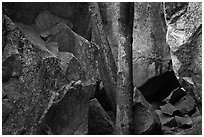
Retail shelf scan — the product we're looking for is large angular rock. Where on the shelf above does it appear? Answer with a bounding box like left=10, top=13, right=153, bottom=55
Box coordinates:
left=133, top=2, right=171, bottom=87
left=88, top=98, right=114, bottom=135
left=164, top=2, right=202, bottom=104
left=175, top=115, right=193, bottom=128
left=155, top=110, right=177, bottom=128
left=39, top=81, right=95, bottom=135
left=2, top=14, right=97, bottom=135
left=44, top=22, right=100, bottom=84
left=133, top=88, right=163, bottom=134
left=160, top=103, right=181, bottom=116
left=174, top=95, right=196, bottom=115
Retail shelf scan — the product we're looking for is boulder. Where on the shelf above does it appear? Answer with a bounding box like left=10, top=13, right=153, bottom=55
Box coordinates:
left=88, top=98, right=114, bottom=135
left=39, top=81, right=95, bottom=135
left=174, top=95, right=196, bottom=115
left=133, top=88, right=163, bottom=134
left=164, top=2, right=202, bottom=106
left=175, top=115, right=193, bottom=128
left=155, top=110, right=177, bottom=128
left=44, top=22, right=100, bottom=84
left=2, top=14, right=97, bottom=135
left=160, top=103, right=181, bottom=116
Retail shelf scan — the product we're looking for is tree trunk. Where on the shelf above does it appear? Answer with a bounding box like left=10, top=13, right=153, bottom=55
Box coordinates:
left=89, top=2, right=117, bottom=113
left=115, top=2, right=134, bottom=135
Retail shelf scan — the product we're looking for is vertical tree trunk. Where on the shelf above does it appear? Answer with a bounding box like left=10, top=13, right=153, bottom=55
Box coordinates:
left=115, top=2, right=134, bottom=135
left=89, top=2, right=117, bottom=113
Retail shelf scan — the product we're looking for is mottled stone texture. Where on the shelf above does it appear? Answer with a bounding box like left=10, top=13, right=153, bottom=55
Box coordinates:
left=133, top=2, right=171, bottom=87
left=164, top=2, right=202, bottom=101
left=2, top=14, right=98, bottom=135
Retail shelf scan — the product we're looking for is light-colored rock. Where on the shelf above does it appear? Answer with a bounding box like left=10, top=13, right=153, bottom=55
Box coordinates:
left=165, top=2, right=202, bottom=103
left=133, top=2, right=171, bottom=87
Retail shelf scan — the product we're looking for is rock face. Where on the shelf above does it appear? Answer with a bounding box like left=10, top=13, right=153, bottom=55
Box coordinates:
left=2, top=14, right=98, bottom=135
left=164, top=2, right=202, bottom=104
left=88, top=98, right=115, bottom=135
left=95, top=2, right=172, bottom=88
left=3, top=3, right=92, bottom=40
left=133, top=2, right=171, bottom=87
left=40, top=81, right=95, bottom=135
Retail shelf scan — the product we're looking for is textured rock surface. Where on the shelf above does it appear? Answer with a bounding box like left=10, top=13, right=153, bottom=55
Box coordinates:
left=40, top=81, right=95, bottom=135
left=133, top=88, right=163, bottom=134
left=160, top=103, right=181, bottom=116
left=175, top=115, right=193, bottom=128
left=133, top=2, right=171, bottom=87
left=174, top=95, right=196, bottom=115
left=164, top=2, right=202, bottom=103
left=88, top=98, right=114, bottom=135
left=95, top=2, right=172, bottom=88
left=2, top=14, right=97, bottom=135
left=155, top=110, right=177, bottom=128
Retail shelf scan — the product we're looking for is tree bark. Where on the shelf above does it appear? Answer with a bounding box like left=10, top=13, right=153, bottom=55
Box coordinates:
left=115, top=2, right=134, bottom=135
left=89, top=2, right=117, bottom=113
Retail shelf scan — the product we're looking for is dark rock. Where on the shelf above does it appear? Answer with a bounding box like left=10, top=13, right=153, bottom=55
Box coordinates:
left=2, top=99, right=13, bottom=122
left=34, top=10, right=73, bottom=32
left=163, top=87, right=186, bottom=105
left=94, top=82, right=113, bottom=111
left=88, top=98, right=114, bottom=135
left=176, top=121, right=202, bottom=135
left=3, top=78, right=26, bottom=101
left=2, top=88, right=7, bottom=99
left=133, top=88, right=163, bottom=135
left=175, top=115, right=193, bottom=128
left=155, top=110, right=177, bottom=128
left=174, top=95, right=196, bottom=115
left=138, top=71, right=181, bottom=103
left=151, top=102, right=162, bottom=110
left=2, top=54, right=22, bottom=83
left=3, top=3, right=92, bottom=40
left=160, top=103, right=181, bottom=116
left=39, top=81, right=95, bottom=135
left=2, top=14, right=97, bottom=135
left=161, top=126, right=176, bottom=135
